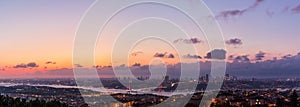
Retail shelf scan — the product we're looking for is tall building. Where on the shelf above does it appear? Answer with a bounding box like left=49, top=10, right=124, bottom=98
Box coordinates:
left=205, top=74, right=209, bottom=82
left=164, top=76, right=170, bottom=82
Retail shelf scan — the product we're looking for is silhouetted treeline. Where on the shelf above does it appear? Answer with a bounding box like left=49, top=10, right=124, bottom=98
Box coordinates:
left=0, top=95, right=68, bottom=107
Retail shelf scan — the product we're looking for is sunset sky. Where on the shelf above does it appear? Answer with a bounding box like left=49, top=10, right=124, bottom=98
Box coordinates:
left=1, top=0, right=300, bottom=78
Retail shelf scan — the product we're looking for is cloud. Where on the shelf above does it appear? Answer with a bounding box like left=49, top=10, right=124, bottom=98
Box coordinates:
left=131, top=51, right=143, bottom=56
left=153, top=52, right=175, bottom=58
left=281, top=4, right=300, bottom=14
left=168, top=53, right=175, bottom=58
left=14, top=62, right=39, bottom=68
left=132, top=63, right=141, bottom=67
left=204, top=49, right=227, bottom=60
left=154, top=52, right=167, bottom=58
left=225, top=38, right=243, bottom=46
left=266, top=9, right=275, bottom=18
left=183, top=54, right=202, bottom=59
left=7, top=52, right=300, bottom=79
left=228, top=55, right=235, bottom=60
left=225, top=52, right=300, bottom=78
left=291, top=3, right=300, bottom=13
left=217, top=10, right=246, bottom=19
left=92, top=65, right=103, bottom=69
left=27, top=62, right=39, bottom=67
left=216, top=0, right=265, bottom=19
left=250, top=0, right=264, bottom=8
left=112, top=52, right=300, bottom=79
left=45, top=61, right=56, bottom=64
left=74, top=64, right=83, bottom=68
left=282, top=54, right=293, bottom=59
left=255, top=51, right=266, bottom=61
left=173, top=38, right=202, bottom=44
left=14, top=64, right=27, bottom=68
left=233, top=55, right=251, bottom=63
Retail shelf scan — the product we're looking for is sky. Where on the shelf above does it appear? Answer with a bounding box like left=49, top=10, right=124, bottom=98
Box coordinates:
left=0, top=0, right=300, bottom=78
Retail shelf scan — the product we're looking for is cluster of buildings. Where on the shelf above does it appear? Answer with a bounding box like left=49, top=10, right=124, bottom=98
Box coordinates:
left=209, top=89, right=299, bottom=107
left=197, top=74, right=238, bottom=83
left=0, top=76, right=300, bottom=107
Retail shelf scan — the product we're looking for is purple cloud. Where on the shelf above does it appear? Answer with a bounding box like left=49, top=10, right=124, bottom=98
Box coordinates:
left=14, top=62, right=39, bottom=68
left=282, top=54, right=293, bottom=59
left=14, top=64, right=27, bottom=68
left=168, top=53, right=175, bottom=58
left=225, top=38, right=243, bottom=46
left=21, top=52, right=300, bottom=79
left=27, top=62, right=39, bottom=67
left=173, top=38, right=202, bottom=44
left=183, top=54, right=202, bottom=59
left=217, top=10, right=246, bottom=18
left=153, top=52, right=175, bottom=58
left=216, top=0, right=265, bottom=19
left=255, top=51, right=266, bottom=61
left=233, top=55, right=250, bottom=63
left=228, top=55, right=235, bottom=60
left=154, top=52, right=167, bottom=58
left=291, top=3, right=300, bottom=13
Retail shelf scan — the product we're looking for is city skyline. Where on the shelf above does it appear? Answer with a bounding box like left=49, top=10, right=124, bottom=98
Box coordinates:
left=1, top=0, right=300, bottom=78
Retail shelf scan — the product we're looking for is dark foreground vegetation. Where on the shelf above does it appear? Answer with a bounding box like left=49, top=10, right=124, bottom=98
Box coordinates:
left=0, top=95, right=68, bottom=107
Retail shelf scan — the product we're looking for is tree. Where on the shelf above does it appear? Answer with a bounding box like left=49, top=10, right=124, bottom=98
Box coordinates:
left=290, top=90, right=299, bottom=107
left=0, top=95, right=68, bottom=107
